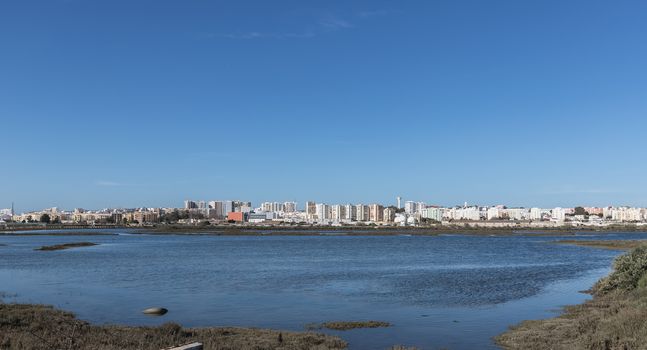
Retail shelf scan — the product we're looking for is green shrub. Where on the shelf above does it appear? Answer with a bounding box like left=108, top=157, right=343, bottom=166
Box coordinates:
left=595, top=245, right=647, bottom=295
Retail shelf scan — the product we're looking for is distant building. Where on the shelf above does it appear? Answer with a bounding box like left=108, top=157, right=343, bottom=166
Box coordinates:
left=248, top=212, right=272, bottom=223
left=383, top=207, right=396, bottom=222
left=356, top=204, right=370, bottom=222
left=552, top=207, right=566, bottom=221
left=227, top=212, right=246, bottom=222
left=369, top=204, right=384, bottom=222
left=316, top=203, right=330, bottom=221
left=404, top=201, right=416, bottom=214
left=344, top=204, right=356, bottom=221
left=306, top=201, right=317, bottom=218
left=283, top=202, right=297, bottom=213
left=421, top=207, right=443, bottom=222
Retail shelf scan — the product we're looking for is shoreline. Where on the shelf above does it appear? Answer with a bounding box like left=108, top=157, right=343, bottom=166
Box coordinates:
left=4, top=224, right=647, bottom=237
left=496, top=241, right=647, bottom=349
left=0, top=302, right=348, bottom=350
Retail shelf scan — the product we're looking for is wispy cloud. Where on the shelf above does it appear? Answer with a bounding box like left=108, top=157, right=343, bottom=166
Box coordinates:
left=319, top=17, right=353, bottom=31
left=213, top=31, right=316, bottom=40
left=214, top=14, right=355, bottom=40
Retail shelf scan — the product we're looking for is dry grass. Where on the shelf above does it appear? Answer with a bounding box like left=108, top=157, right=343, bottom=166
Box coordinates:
left=497, top=243, right=647, bottom=350
left=556, top=239, right=647, bottom=250
left=34, top=242, right=98, bottom=251
left=0, top=303, right=347, bottom=350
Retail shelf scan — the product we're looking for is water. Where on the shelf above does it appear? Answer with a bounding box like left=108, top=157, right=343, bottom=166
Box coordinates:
left=0, top=231, right=643, bottom=349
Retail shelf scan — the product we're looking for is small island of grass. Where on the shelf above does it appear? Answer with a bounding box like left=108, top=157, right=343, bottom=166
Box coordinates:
left=35, top=242, right=99, bottom=251
left=555, top=239, right=647, bottom=250
left=307, top=320, right=391, bottom=331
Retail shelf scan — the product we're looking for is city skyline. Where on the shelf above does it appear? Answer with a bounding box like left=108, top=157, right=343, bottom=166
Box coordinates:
left=5, top=198, right=647, bottom=228
left=2, top=0, right=647, bottom=210
left=4, top=196, right=647, bottom=215
left=3, top=192, right=647, bottom=214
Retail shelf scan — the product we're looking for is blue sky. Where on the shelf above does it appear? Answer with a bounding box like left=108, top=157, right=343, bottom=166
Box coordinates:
left=1, top=0, right=646, bottom=211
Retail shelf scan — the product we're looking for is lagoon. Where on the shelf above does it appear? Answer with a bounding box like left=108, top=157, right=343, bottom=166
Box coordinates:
left=0, top=231, right=643, bottom=349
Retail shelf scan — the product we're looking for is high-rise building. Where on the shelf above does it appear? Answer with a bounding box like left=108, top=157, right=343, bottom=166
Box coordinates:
left=283, top=202, right=297, bottom=213
left=331, top=204, right=342, bottom=221
left=369, top=204, right=384, bottom=222
left=184, top=200, right=197, bottom=209
left=404, top=201, right=416, bottom=214
left=224, top=201, right=233, bottom=215
left=344, top=204, right=356, bottom=221
left=306, top=201, right=317, bottom=217
left=208, top=201, right=225, bottom=219
left=315, top=203, right=330, bottom=221
left=397, top=197, right=402, bottom=209
left=383, top=207, right=396, bottom=222
left=356, top=204, right=370, bottom=221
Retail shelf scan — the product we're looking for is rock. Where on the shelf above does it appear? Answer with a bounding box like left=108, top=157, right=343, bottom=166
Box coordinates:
left=142, top=307, right=168, bottom=315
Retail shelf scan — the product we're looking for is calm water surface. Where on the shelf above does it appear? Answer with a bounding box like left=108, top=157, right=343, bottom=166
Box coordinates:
left=0, top=231, right=642, bottom=349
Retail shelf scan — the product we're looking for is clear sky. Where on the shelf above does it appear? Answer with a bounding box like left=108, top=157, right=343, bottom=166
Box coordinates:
left=1, top=0, right=646, bottom=212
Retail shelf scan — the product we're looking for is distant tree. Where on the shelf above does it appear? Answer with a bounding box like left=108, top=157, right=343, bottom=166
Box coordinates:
left=40, top=214, right=51, bottom=224
left=52, top=217, right=61, bottom=224
left=106, top=216, right=115, bottom=224
left=178, top=210, right=190, bottom=220
left=574, top=207, right=588, bottom=216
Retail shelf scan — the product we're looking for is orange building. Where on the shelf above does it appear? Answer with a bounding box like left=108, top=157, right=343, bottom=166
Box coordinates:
left=227, top=212, right=246, bottom=222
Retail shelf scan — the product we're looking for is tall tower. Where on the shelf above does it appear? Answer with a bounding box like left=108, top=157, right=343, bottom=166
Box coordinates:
left=397, top=197, right=402, bottom=209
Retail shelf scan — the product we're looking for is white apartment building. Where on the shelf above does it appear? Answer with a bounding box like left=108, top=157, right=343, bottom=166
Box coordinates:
left=421, top=207, right=443, bottom=222
left=552, top=207, right=566, bottom=221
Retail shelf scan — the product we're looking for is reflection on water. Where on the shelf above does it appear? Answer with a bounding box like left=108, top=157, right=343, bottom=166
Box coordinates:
left=0, top=231, right=641, bottom=349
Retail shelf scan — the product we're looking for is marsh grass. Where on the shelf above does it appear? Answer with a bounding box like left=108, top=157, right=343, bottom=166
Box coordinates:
left=306, top=321, right=391, bottom=331
left=34, top=242, right=98, bottom=251
left=0, top=303, right=347, bottom=350
left=497, top=242, right=647, bottom=349
left=555, top=239, right=647, bottom=250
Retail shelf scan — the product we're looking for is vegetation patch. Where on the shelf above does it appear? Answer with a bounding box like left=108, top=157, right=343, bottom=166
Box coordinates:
left=555, top=239, right=647, bottom=250
left=497, top=244, right=647, bottom=349
left=307, top=321, right=391, bottom=331
left=34, top=242, right=99, bottom=251
left=0, top=303, right=347, bottom=350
